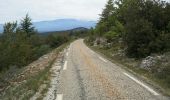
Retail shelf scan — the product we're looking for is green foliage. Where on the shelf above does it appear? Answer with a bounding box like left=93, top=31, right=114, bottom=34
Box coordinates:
left=120, top=0, right=170, bottom=57
left=125, top=19, right=154, bottom=58
left=69, top=28, right=88, bottom=38
left=86, top=28, right=96, bottom=45
left=3, top=21, right=17, bottom=34
left=95, top=0, right=117, bottom=35
left=33, top=45, right=51, bottom=59
left=0, top=15, right=70, bottom=71
left=100, top=0, right=115, bottom=23
left=167, top=22, right=170, bottom=32
left=46, top=34, right=69, bottom=48
left=111, top=20, right=125, bottom=36
left=96, top=22, right=107, bottom=36
left=104, top=31, right=118, bottom=43
left=87, top=0, right=170, bottom=94
left=91, top=0, right=170, bottom=58
left=20, top=14, right=35, bottom=37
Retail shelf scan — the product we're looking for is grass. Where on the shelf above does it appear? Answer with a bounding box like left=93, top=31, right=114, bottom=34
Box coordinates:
left=85, top=40, right=170, bottom=96
left=0, top=40, right=73, bottom=100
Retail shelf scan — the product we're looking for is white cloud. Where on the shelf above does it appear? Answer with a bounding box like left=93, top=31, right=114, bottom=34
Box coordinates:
left=0, top=0, right=107, bottom=23
left=1, top=0, right=169, bottom=24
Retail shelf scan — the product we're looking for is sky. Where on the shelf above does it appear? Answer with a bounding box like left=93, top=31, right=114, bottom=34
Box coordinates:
left=0, top=0, right=108, bottom=24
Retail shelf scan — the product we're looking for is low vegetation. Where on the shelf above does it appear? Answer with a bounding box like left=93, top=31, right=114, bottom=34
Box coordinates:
left=0, top=41, right=71, bottom=99
left=0, top=14, right=70, bottom=72
left=86, top=0, right=170, bottom=95
left=0, top=14, right=76, bottom=99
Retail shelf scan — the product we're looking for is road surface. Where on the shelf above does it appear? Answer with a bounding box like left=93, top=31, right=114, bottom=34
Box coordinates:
left=55, top=39, right=168, bottom=100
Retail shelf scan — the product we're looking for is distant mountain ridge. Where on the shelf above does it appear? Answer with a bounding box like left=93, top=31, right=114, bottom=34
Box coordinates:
left=70, top=27, right=88, bottom=31
left=40, top=27, right=89, bottom=36
left=0, top=19, right=97, bottom=33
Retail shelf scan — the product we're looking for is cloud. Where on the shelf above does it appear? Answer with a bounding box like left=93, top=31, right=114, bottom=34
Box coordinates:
left=1, top=0, right=169, bottom=24
left=0, top=0, right=107, bottom=23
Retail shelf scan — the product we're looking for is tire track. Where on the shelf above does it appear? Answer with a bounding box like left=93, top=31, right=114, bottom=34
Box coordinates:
left=70, top=46, right=87, bottom=100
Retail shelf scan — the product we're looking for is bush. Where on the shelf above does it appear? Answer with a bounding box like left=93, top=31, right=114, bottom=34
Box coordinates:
left=46, top=34, right=69, bottom=48
left=32, top=45, right=51, bottom=59
left=125, top=19, right=154, bottom=58
left=104, top=31, right=118, bottom=43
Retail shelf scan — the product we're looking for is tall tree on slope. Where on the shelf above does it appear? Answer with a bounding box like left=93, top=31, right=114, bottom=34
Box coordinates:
left=20, top=14, right=35, bottom=37
left=97, top=0, right=115, bottom=34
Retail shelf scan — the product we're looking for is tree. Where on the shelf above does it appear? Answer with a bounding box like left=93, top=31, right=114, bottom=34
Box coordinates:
left=125, top=19, right=154, bottom=58
left=96, top=0, right=116, bottom=34
left=100, top=0, right=115, bottom=23
left=0, top=14, right=71, bottom=72
left=2, top=22, right=18, bottom=48
left=20, top=14, right=35, bottom=37
left=3, top=21, right=17, bottom=34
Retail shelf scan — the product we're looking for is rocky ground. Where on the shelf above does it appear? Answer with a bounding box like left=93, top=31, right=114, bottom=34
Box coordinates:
left=0, top=45, right=67, bottom=99
left=30, top=50, right=66, bottom=100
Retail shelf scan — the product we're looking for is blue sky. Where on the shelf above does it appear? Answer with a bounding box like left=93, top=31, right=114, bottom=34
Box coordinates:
left=0, top=0, right=108, bottom=24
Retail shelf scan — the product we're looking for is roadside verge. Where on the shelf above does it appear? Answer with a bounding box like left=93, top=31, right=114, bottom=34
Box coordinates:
left=0, top=41, right=72, bottom=100
left=84, top=40, right=170, bottom=97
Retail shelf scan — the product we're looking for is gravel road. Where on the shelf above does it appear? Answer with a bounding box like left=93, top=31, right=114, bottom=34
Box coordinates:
left=50, top=39, right=169, bottom=100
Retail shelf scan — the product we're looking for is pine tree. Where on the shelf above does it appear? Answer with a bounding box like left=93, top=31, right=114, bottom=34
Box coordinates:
left=96, top=0, right=116, bottom=34
left=100, top=0, right=115, bottom=23
left=20, top=14, right=35, bottom=37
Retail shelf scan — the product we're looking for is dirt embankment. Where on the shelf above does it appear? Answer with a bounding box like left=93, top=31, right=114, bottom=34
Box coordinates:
left=0, top=44, right=66, bottom=99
